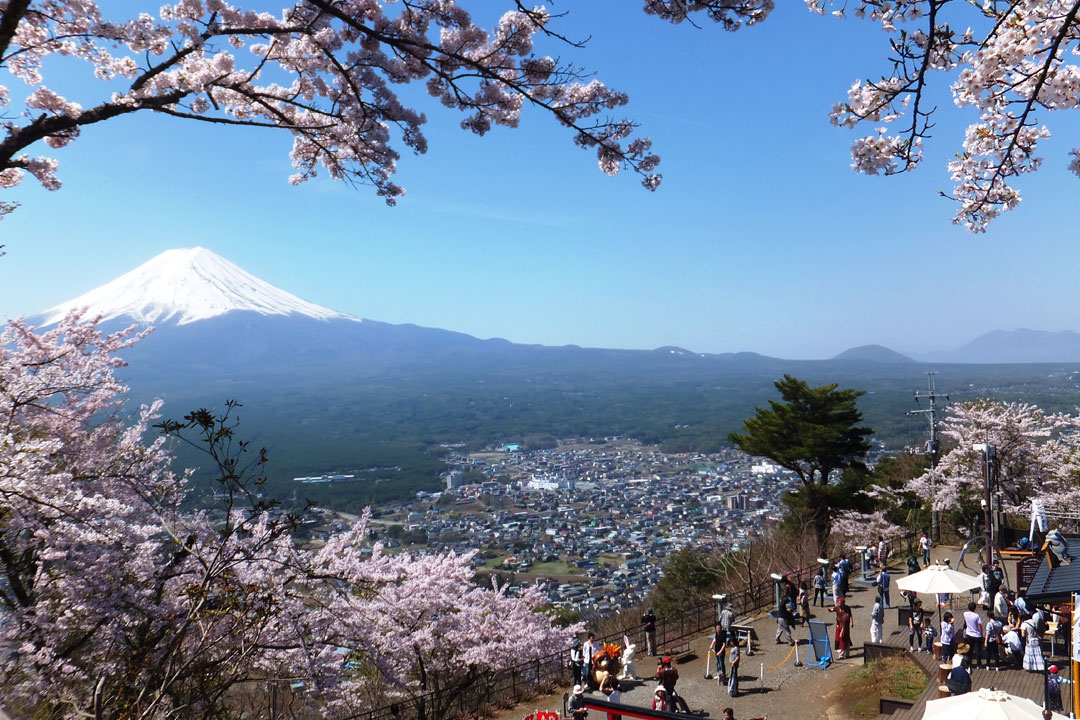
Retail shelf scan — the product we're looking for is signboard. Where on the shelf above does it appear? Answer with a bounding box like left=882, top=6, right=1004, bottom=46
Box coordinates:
left=806, top=620, right=833, bottom=669
left=1016, top=555, right=1041, bottom=594
left=1073, top=594, right=1080, bottom=664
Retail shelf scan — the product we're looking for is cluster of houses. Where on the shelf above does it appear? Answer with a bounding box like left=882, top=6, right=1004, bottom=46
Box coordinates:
left=351, top=439, right=801, bottom=616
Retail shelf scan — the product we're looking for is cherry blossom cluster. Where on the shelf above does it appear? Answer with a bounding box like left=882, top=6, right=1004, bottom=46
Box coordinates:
left=906, top=399, right=1080, bottom=515
left=0, top=311, right=575, bottom=719
left=0, top=0, right=691, bottom=205
left=812, top=0, right=1080, bottom=230
left=831, top=510, right=907, bottom=554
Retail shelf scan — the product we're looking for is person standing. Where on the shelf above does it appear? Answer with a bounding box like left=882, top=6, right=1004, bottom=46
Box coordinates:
left=988, top=559, right=1004, bottom=600
left=908, top=600, right=925, bottom=653
left=1021, top=614, right=1045, bottom=672
left=993, top=587, right=1009, bottom=620
left=706, top=624, right=724, bottom=680
left=870, top=593, right=884, bottom=644
left=641, top=608, right=657, bottom=657
left=813, top=568, right=826, bottom=607
left=830, top=597, right=854, bottom=659
left=1048, top=666, right=1064, bottom=711
left=877, top=536, right=889, bottom=569
left=876, top=566, right=892, bottom=608
left=727, top=637, right=741, bottom=697
left=797, top=581, right=811, bottom=624
left=583, top=632, right=598, bottom=686
left=831, top=565, right=844, bottom=604
left=962, top=602, right=985, bottom=668
left=719, top=602, right=736, bottom=643
left=922, top=616, right=936, bottom=654
left=569, top=638, right=584, bottom=687
left=940, top=612, right=956, bottom=662
left=568, top=685, right=587, bottom=720
left=651, top=686, right=669, bottom=713
left=985, top=612, right=1002, bottom=668
left=919, top=531, right=932, bottom=567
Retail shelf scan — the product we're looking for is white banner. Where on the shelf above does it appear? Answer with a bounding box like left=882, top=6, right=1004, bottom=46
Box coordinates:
left=1073, top=594, right=1080, bottom=664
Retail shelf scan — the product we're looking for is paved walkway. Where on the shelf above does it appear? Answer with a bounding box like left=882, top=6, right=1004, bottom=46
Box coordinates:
left=500, top=574, right=887, bottom=720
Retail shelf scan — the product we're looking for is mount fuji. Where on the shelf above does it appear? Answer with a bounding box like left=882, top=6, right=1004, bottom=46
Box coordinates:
left=33, top=247, right=513, bottom=387
left=40, top=247, right=356, bottom=327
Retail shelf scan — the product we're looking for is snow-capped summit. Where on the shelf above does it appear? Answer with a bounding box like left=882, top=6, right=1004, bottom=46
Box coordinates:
left=41, top=247, right=357, bottom=326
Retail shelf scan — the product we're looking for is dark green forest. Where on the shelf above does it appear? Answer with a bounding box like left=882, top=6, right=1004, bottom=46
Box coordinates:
left=149, top=358, right=1080, bottom=513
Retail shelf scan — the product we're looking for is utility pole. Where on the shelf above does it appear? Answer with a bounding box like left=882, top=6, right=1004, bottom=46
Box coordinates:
left=909, top=372, right=948, bottom=542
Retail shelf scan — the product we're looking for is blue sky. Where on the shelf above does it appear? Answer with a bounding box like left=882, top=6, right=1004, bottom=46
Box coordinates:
left=2, top=2, right=1078, bottom=359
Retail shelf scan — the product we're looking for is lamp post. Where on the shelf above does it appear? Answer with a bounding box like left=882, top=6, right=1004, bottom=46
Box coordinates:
left=974, top=439, right=997, bottom=565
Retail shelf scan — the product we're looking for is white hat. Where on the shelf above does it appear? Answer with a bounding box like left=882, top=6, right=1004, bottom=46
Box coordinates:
left=572, top=685, right=584, bottom=695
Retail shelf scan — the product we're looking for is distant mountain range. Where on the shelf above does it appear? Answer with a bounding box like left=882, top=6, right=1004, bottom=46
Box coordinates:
left=25, top=247, right=1080, bottom=508
left=832, top=331, right=1080, bottom=365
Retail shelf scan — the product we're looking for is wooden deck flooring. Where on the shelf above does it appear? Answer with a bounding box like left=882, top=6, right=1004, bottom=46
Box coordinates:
left=875, top=616, right=1072, bottom=719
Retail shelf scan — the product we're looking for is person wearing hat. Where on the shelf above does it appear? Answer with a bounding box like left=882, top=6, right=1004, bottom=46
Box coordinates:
left=651, top=685, right=669, bottom=712
left=569, top=638, right=584, bottom=687
left=568, top=685, right=587, bottom=720
left=1048, top=665, right=1064, bottom=711
left=655, top=656, right=689, bottom=712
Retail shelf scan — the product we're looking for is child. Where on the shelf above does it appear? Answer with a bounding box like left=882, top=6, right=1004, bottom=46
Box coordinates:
left=1048, top=665, right=1063, bottom=711
left=940, top=612, right=956, bottom=662
left=908, top=599, right=925, bottom=653
left=922, top=615, right=937, bottom=654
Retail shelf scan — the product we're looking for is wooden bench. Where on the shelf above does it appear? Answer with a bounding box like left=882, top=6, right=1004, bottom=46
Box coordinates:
left=656, top=637, right=691, bottom=662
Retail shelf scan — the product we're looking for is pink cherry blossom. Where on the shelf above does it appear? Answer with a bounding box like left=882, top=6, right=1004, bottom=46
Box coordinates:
left=0, top=311, right=575, bottom=719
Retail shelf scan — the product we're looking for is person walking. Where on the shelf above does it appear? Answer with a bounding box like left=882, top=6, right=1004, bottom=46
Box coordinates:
left=775, top=591, right=795, bottom=645
left=919, top=531, right=932, bottom=567
left=876, top=566, right=892, bottom=608
left=641, top=608, right=657, bottom=657
left=813, top=568, right=826, bottom=607
left=870, top=593, right=884, bottom=644
left=831, top=565, right=844, bottom=604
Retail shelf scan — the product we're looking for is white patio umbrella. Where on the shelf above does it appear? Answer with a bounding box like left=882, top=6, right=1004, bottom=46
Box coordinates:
left=896, top=563, right=983, bottom=595
left=923, top=687, right=1069, bottom=720
left=896, top=563, right=983, bottom=631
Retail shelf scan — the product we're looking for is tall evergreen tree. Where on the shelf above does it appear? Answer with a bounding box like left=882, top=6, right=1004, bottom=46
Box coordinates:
left=729, top=375, right=873, bottom=558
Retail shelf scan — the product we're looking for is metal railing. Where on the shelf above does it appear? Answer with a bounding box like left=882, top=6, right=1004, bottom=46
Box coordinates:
left=351, top=560, right=831, bottom=720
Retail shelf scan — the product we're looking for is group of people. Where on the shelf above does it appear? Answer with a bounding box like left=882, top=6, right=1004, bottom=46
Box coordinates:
left=569, top=633, right=601, bottom=689
left=704, top=615, right=743, bottom=698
